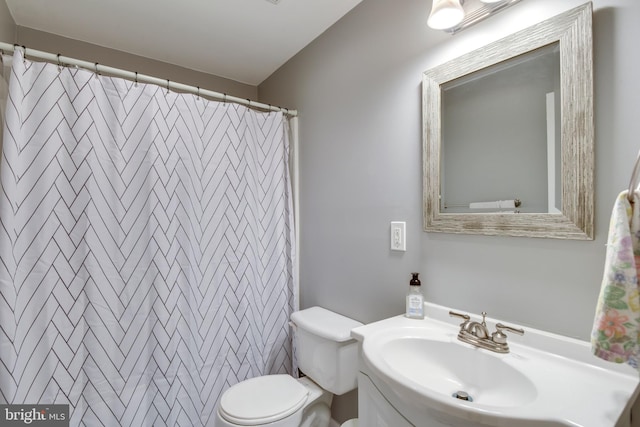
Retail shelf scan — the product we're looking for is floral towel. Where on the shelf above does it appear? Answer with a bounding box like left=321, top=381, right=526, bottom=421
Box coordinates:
left=592, top=190, right=640, bottom=368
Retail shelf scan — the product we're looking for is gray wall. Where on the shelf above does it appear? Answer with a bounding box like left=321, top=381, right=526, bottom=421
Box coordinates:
left=15, top=27, right=257, bottom=100
left=259, top=5, right=639, bottom=418
left=0, top=0, right=15, bottom=43
left=259, top=0, right=640, bottom=341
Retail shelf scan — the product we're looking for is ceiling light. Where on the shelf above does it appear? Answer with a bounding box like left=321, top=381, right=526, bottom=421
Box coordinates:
left=428, top=0, right=523, bottom=33
left=427, top=0, right=465, bottom=30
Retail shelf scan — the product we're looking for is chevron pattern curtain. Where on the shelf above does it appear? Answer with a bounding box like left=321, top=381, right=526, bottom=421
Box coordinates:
left=0, top=50, right=296, bottom=426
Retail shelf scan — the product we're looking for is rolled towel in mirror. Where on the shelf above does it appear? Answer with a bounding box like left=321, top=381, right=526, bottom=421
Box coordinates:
left=469, top=200, right=516, bottom=209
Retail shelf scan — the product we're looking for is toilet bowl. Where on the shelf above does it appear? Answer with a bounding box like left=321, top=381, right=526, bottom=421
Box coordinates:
left=215, top=307, right=363, bottom=427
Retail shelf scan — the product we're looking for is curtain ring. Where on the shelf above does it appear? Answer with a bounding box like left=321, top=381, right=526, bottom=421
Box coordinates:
left=134, top=71, right=138, bottom=87
left=94, top=62, right=100, bottom=78
left=246, top=98, right=251, bottom=107
left=166, top=79, right=170, bottom=94
left=197, top=86, right=200, bottom=100
left=223, top=93, right=227, bottom=104
left=13, top=44, right=24, bottom=63
left=57, top=53, right=63, bottom=72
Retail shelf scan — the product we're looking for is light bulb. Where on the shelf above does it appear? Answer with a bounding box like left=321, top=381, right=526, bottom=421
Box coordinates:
left=427, top=0, right=465, bottom=30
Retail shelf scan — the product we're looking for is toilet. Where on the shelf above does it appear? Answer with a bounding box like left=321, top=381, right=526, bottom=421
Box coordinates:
left=215, top=306, right=363, bottom=427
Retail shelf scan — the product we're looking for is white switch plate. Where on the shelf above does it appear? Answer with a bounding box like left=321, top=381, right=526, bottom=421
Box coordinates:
left=390, top=221, right=406, bottom=251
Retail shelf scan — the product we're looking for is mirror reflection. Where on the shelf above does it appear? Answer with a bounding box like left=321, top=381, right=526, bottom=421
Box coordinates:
left=441, top=44, right=561, bottom=214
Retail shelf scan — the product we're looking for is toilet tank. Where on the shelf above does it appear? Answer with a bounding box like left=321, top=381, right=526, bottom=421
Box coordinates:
left=290, top=307, right=363, bottom=395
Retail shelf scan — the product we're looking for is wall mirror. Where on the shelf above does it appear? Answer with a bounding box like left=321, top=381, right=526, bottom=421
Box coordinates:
left=422, top=3, right=593, bottom=239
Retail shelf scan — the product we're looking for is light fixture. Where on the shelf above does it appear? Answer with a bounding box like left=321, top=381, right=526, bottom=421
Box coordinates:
left=427, top=0, right=465, bottom=30
left=428, top=0, right=523, bottom=34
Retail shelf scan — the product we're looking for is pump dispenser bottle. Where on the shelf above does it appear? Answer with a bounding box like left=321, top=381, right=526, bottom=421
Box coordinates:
left=405, top=272, right=424, bottom=319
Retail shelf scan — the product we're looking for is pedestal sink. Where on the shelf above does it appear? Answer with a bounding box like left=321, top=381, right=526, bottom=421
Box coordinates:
left=352, top=303, right=640, bottom=427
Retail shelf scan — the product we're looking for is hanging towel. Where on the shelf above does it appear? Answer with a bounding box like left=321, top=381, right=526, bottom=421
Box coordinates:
left=592, top=190, right=640, bottom=368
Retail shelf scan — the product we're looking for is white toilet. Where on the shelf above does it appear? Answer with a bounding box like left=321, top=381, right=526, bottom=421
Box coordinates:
left=215, top=306, right=363, bottom=427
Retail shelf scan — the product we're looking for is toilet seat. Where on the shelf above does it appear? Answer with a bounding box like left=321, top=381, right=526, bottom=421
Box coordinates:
left=219, top=374, right=309, bottom=426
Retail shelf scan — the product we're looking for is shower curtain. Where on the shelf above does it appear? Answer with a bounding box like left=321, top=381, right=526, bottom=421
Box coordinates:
left=0, top=50, right=296, bottom=426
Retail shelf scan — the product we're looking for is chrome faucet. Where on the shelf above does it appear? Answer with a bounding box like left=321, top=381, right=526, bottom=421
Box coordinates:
left=449, top=310, right=524, bottom=354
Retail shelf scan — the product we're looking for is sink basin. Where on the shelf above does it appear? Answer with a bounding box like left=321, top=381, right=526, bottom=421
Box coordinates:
left=374, top=331, right=537, bottom=407
left=353, top=305, right=640, bottom=427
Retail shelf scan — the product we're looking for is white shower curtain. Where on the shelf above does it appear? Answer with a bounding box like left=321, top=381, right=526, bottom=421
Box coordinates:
left=0, top=50, right=296, bottom=426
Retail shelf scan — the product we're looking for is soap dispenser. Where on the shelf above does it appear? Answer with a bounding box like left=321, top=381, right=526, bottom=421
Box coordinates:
left=405, top=272, right=424, bottom=319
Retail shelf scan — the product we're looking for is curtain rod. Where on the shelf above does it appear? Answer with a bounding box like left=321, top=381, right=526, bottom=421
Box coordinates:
left=0, top=42, right=298, bottom=117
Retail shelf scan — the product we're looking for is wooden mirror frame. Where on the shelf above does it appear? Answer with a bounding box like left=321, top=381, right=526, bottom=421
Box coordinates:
left=422, top=3, right=593, bottom=239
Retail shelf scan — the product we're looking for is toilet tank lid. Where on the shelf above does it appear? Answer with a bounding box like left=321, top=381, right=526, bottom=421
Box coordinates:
left=291, top=307, right=363, bottom=342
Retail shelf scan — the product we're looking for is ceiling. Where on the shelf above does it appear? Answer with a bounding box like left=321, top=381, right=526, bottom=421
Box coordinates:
left=5, top=0, right=363, bottom=86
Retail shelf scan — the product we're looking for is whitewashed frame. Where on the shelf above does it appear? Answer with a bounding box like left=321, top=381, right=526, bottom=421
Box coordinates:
left=423, top=3, right=593, bottom=239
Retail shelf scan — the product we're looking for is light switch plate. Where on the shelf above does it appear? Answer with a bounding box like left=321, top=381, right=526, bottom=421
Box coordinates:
left=390, top=221, right=406, bottom=251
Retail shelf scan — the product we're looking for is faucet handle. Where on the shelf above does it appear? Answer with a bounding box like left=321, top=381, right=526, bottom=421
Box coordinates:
left=449, top=310, right=470, bottom=325
left=496, top=323, right=524, bottom=335
left=492, top=323, right=525, bottom=344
